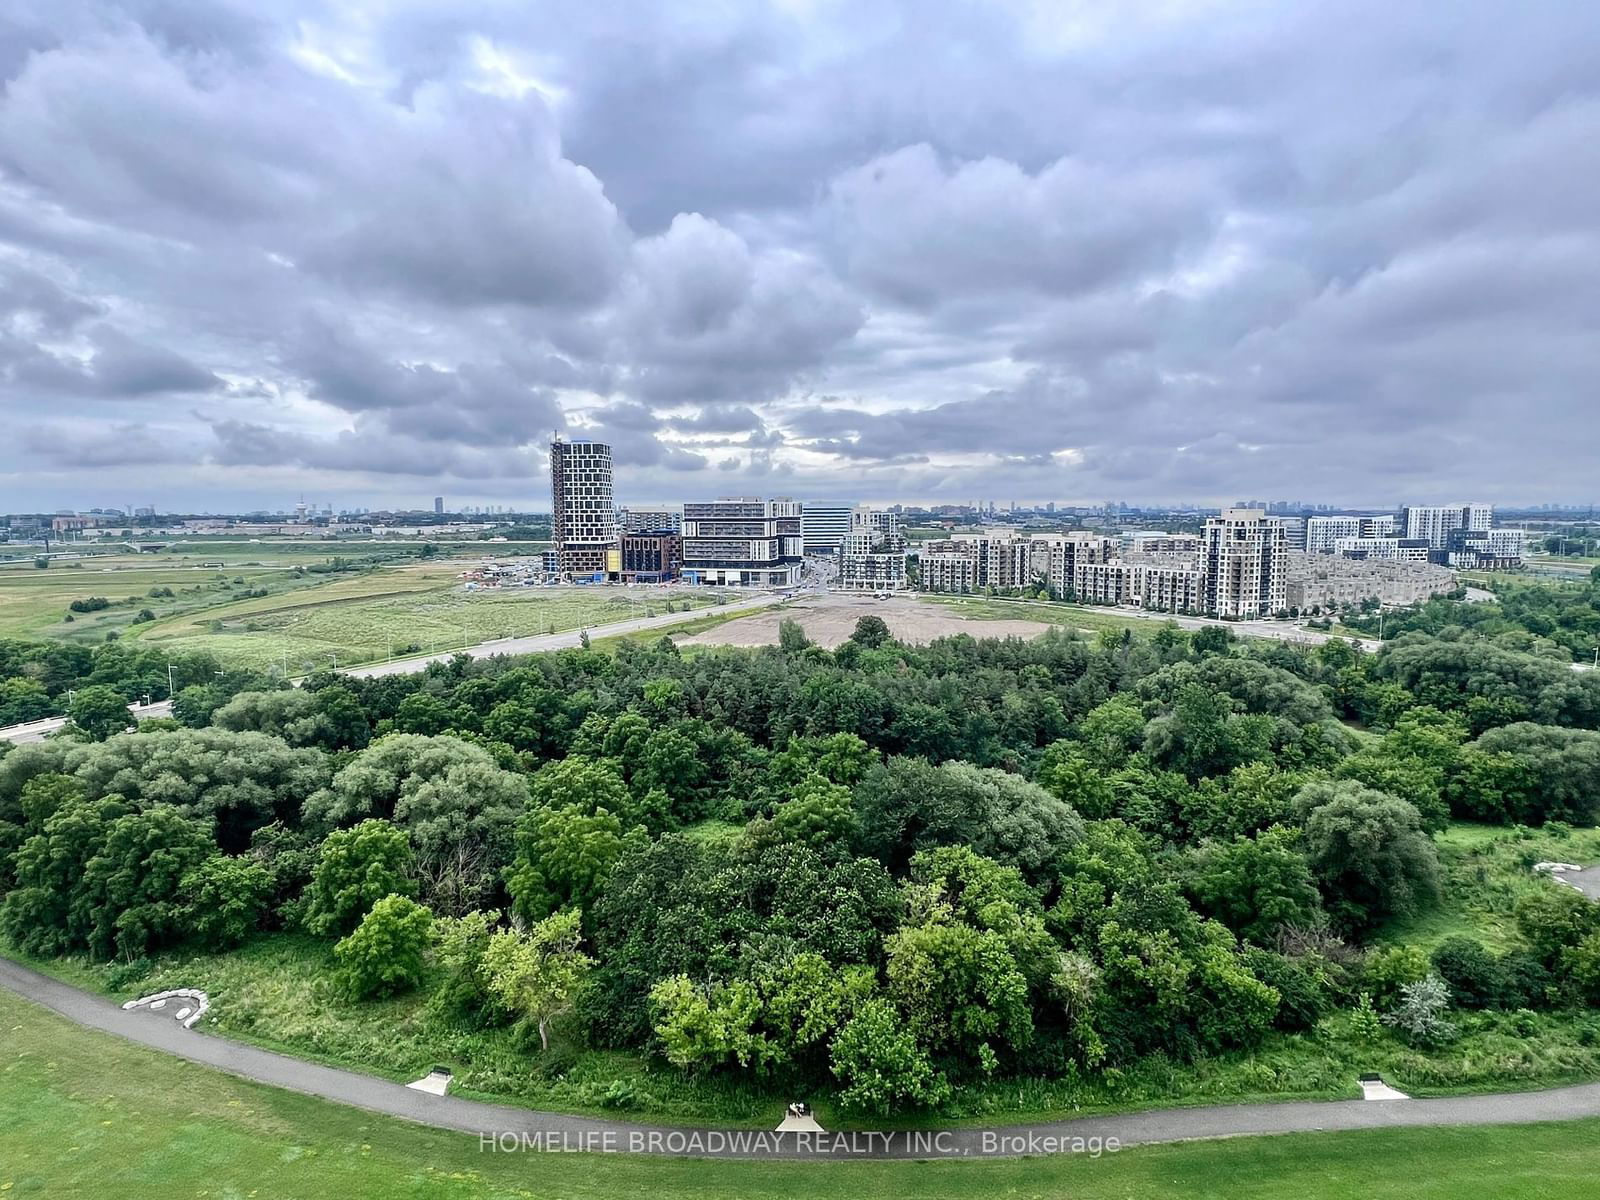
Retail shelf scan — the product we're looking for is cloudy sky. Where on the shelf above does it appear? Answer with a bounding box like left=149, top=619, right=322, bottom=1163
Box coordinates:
left=0, top=1, right=1595, bottom=513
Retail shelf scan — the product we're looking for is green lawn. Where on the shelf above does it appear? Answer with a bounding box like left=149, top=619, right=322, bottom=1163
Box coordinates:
left=4, top=996, right=1598, bottom=1199
left=0, top=560, right=331, bottom=645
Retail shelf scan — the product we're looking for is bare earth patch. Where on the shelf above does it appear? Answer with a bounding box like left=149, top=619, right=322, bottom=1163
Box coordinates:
left=675, top=592, right=1053, bottom=650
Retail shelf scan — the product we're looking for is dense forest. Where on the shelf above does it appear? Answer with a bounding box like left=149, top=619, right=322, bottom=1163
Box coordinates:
left=3, top=615, right=1600, bottom=1113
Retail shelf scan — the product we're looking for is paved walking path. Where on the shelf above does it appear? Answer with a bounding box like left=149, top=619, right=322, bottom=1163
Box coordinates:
left=6, top=955, right=1600, bottom=1160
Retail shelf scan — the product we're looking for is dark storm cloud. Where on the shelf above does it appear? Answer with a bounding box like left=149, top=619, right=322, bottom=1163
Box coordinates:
left=1, top=0, right=1597, bottom=509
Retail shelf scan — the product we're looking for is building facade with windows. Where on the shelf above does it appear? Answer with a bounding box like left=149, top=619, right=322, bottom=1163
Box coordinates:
left=550, top=438, right=617, bottom=575
left=681, top=497, right=804, bottom=587
left=801, top=503, right=856, bottom=555
left=620, top=506, right=683, bottom=534
left=839, top=507, right=909, bottom=591
left=1402, top=503, right=1493, bottom=551
left=1202, top=508, right=1288, bottom=618
left=620, top=531, right=682, bottom=580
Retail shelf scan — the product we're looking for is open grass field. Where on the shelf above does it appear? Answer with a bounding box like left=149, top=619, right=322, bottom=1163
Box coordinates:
left=0, top=558, right=313, bottom=643
left=127, top=573, right=727, bottom=673
left=676, top=592, right=1055, bottom=650
left=4, top=997, right=1598, bottom=1200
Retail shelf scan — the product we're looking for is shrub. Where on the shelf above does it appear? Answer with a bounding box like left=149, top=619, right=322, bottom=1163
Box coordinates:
left=1383, top=974, right=1457, bottom=1047
left=1514, top=886, right=1600, bottom=966
left=1362, top=944, right=1430, bottom=1008
left=1429, top=936, right=1507, bottom=1010
left=333, top=894, right=433, bottom=999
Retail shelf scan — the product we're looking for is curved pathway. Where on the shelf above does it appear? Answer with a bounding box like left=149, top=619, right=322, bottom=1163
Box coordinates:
left=6, top=957, right=1600, bottom=1160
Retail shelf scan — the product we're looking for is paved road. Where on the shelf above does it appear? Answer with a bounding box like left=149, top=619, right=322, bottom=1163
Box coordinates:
left=0, top=592, right=786, bottom=744
left=6, top=955, right=1600, bottom=1160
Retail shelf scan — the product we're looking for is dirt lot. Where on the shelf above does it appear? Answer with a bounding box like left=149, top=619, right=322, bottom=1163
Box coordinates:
left=675, top=591, right=1053, bottom=649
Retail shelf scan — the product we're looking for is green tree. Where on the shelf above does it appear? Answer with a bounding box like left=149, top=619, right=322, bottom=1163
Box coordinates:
left=334, top=894, right=434, bottom=999
left=180, top=855, right=273, bottom=949
left=506, top=803, right=642, bottom=923
left=830, top=997, right=949, bottom=1114
left=778, top=618, right=812, bottom=654
left=848, top=615, right=892, bottom=650
left=79, top=806, right=214, bottom=958
left=67, top=685, right=132, bottom=742
left=854, top=757, right=1083, bottom=883
left=0, top=795, right=127, bottom=954
left=429, top=908, right=505, bottom=1027
left=1183, top=826, right=1321, bottom=944
left=1296, top=780, right=1440, bottom=933
left=304, top=819, right=415, bottom=936
left=481, top=908, right=594, bottom=1051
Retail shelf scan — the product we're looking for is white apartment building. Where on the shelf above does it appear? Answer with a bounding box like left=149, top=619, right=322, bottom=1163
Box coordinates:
left=1447, top=526, right=1527, bottom=569
left=919, top=548, right=979, bottom=593
left=1202, top=508, right=1288, bottom=618
left=1075, top=561, right=1202, bottom=612
left=839, top=507, right=909, bottom=591
left=550, top=438, right=618, bottom=575
left=1125, top=531, right=1203, bottom=556
left=1403, top=503, right=1493, bottom=551
left=1307, top=516, right=1361, bottom=554
left=1333, top=537, right=1432, bottom=563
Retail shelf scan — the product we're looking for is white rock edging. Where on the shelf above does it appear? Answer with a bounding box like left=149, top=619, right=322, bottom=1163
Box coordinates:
left=123, top=987, right=209, bottom=1028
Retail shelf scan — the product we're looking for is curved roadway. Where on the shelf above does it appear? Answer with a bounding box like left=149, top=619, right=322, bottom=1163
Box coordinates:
left=6, top=956, right=1600, bottom=1160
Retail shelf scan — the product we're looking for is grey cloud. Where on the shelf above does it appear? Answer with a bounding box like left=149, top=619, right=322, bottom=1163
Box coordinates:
left=1, top=0, right=1597, bottom=509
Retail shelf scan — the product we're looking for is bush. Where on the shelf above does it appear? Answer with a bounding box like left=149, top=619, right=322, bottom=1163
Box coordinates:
left=1498, top=950, right=1557, bottom=1009
left=1383, top=974, right=1457, bottom=1046
left=333, top=894, right=433, bottom=999
left=1514, top=886, right=1600, bottom=966
left=1242, top=947, right=1330, bottom=1031
left=68, top=596, right=111, bottom=613
left=1429, top=936, right=1507, bottom=1010
left=1362, top=944, right=1429, bottom=1008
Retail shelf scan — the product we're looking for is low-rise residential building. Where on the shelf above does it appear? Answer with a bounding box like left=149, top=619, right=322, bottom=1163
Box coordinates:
left=1285, top=552, right=1456, bottom=610
left=1074, top=560, right=1202, bottom=611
